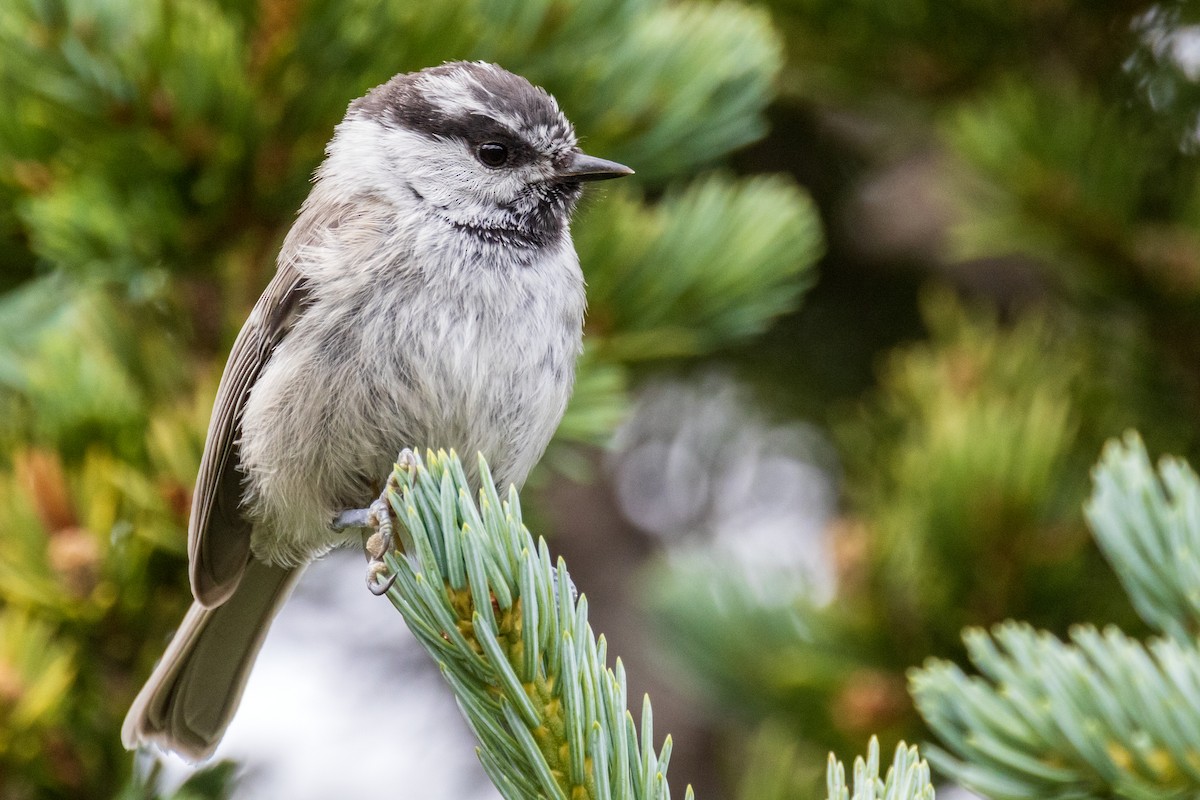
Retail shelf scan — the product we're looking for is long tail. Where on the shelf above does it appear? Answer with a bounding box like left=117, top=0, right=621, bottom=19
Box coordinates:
left=122, top=559, right=302, bottom=761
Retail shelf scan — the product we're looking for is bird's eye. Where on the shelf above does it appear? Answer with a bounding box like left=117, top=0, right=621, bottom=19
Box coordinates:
left=477, top=142, right=509, bottom=168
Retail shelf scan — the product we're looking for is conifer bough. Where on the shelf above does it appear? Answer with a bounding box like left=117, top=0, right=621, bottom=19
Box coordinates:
left=375, top=449, right=692, bottom=800
left=376, top=451, right=936, bottom=800
left=910, top=433, right=1200, bottom=799
left=826, top=738, right=935, bottom=800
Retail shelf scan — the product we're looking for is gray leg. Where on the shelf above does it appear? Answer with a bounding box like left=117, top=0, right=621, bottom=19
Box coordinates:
left=332, top=507, right=373, bottom=530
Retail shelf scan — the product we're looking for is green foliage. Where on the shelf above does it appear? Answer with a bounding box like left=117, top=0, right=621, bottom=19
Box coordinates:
left=840, top=292, right=1093, bottom=642
left=0, top=0, right=818, bottom=456
left=379, top=450, right=692, bottom=800
left=0, top=393, right=205, bottom=797
left=1085, top=433, right=1200, bottom=643
left=826, top=739, right=934, bottom=800
left=945, top=80, right=1188, bottom=298
left=1126, top=3, right=1200, bottom=155
left=735, top=730, right=935, bottom=800
left=0, top=277, right=185, bottom=454
left=14, top=0, right=1200, bottom=797
left=646, top=293, right=1144, bottom=790
left=539, top=2, right=781, bottom=182
left=733, top=725, right=826, bottom=800
left=911, top=434, right=1200, bottom=799
left=0, top=0, right=815, bottom=794
left=635, top=0, right=1200, bottom=796
left=577, top=174, right=821, bottom=361
left=0, top=611, right=76, bottom=758
left=913, top=622, right=1200, bottom=799
left=645, top=555, right=879, bottom=752
left=754, top=0, right=1139, bottom=141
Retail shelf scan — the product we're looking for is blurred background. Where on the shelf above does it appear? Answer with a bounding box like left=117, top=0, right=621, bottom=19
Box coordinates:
left=2, top=0, right=1200, bottom=797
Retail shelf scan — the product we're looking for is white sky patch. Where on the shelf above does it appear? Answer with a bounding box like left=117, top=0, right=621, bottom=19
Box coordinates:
left=610, top=373, right=840, bottom=604
left=147, top=552, right=500, bottom=800
left=1169, top=27, right=1200, bottom=80
left=1136, top=7, right=1200, bottom=81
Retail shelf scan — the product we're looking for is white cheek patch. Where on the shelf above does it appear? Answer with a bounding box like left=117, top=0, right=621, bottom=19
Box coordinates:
left=320, top=121, right=518, bottom=215
left=319, top=117, right=395, bottom=195
left=384, top=128, right=531, bottom=223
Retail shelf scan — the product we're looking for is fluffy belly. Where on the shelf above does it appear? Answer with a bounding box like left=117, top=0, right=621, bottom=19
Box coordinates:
left=235, top=309, right=572, bottom=566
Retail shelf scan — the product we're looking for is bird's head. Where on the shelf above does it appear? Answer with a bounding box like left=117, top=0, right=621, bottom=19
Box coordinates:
left=326, top=62, right=632, bottom=249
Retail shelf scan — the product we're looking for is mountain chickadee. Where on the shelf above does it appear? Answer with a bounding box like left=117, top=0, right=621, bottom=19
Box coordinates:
left=122, top=61, right=632, bottom=760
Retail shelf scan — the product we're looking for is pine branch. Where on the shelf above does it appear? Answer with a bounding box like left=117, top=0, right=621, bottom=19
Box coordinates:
left=575, top=174, right=822, bottom=361
left=910, top=433, right=1200, bottom=799
left=911, top=621, right=1200, bottom=799
left=1085, top=431, right=1200, bottom=642
left=376, top=449, right=692, bottom=800
left=826, top=738, right=935, bottom=800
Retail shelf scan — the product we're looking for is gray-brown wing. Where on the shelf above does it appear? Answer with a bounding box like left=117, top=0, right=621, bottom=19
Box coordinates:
left=188, top=262, right=310, bottom=608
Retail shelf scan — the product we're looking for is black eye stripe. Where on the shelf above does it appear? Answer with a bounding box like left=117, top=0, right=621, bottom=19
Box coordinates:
left=354, top=65, right=579, bottom=165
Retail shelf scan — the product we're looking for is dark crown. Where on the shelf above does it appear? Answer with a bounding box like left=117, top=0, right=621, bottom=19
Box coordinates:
left=351, top=62, right=577, bottom=162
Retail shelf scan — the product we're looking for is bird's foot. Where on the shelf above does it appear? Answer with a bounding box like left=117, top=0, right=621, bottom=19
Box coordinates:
left=364, top=497, right=396, bottom=596
left=362, top=450, right=420, bottom=594
left=336, top=448, right=418, bottom=596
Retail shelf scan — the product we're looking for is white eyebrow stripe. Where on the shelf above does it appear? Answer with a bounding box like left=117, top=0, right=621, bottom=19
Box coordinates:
left=408, top=62, right=578, bottom=155
left=418, top=67, right=524, bottom=133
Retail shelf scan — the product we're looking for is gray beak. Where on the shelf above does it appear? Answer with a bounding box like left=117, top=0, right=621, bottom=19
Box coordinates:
left=557, top=152, right=635, bottom=182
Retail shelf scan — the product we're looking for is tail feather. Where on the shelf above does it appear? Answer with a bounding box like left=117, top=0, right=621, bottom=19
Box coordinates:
left=123, top=560, right=302, bottom=761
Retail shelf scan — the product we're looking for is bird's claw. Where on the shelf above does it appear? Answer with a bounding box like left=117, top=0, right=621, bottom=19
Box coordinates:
left=340, top=450, right=417, bottom=595
left=364, top=497, right=396, bottom=595
left=366, top=562, right=397, bottom=595
left=396, top=447, right=418, bottom=473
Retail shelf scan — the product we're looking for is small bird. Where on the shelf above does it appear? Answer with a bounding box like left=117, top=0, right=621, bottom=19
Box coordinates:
left=122, top=61, right=632, bottom=760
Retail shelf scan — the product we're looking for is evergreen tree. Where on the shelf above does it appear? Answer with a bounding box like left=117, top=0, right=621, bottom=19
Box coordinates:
left=912, top=434, right=1200, bottom=799
left=639, top=0, right=1200, bottom=796
left=5, top=0, right=1200, bottom=797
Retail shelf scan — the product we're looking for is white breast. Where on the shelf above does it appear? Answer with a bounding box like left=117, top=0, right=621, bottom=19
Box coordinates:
left=236, top=191, right=585, bottom=567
